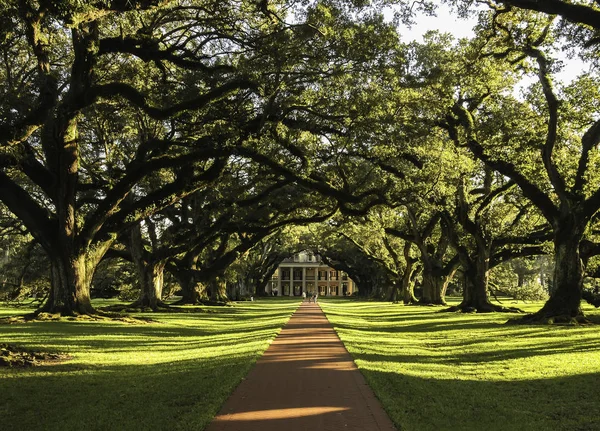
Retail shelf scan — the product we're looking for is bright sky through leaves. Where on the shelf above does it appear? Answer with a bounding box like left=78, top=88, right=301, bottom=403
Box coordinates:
left=392, top=4, right=590, bottom=86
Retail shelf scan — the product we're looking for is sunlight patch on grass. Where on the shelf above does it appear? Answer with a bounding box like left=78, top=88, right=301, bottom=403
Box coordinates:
left=0, top=298, right=300, bottom=430
left=320, top=298, right=600, bottom=431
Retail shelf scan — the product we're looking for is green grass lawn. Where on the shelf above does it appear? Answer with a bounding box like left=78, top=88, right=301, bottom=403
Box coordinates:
left=0, top=298, right=300, bottom=431
left=319, top=298, right=600, bottom=431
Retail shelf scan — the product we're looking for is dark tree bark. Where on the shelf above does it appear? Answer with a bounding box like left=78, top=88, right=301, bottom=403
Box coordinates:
left=401, top=242, right=418, bottom=304
left=40, top=251, right=99, bottom=315
left=209, top=276, right=228, bottom=302
left=179, top=277, right=208, bottom=304
left=520, top=216, right=587, bottom=323
left=499, top=0, right=600, bottom=30
left=419, top=241, right=458, bottom=306
left=421, top=267, right=456, bottom=306
left=130, top=261, right=167, bottom=310
left=442, top=40, right=596, bottom=321
left=128, top=223, right=169, bottom=310
left=440, top=175, right=529, bottom=314
left=175, top=272, right=208, bottom=304
left=169, top=248, right=203, bottom=305
left=387, top=209, right=457, bottom=306
left=453, top=243, right=500, bottom=312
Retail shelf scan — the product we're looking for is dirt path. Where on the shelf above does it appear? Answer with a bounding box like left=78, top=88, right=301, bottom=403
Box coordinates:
left=205, top=302, right=396, bottom=431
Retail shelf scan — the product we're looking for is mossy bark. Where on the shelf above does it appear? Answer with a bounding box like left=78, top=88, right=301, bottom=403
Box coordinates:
left=518, top=221, right=586, bottom=323
left=208, top=277, right=228, bottom=302
left=131, top=261, right=167, bottom=311
left=448, top=245, right=520, bottom=313
left=40, top=249, right=104, bottom=315
left=175, top=270, right=208, bottom=305
left=420, top=267, right=452, bottom=306
left=129, top=223, right=168, bottom=310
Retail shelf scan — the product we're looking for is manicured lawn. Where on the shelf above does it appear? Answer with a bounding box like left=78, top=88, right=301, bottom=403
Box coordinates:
left=319, top=298, right=600, bottom=431
left=0, top=298, right=299, bottom=431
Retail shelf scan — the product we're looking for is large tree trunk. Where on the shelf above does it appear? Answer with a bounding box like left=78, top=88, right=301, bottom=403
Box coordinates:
left=38, top=24, right=101, bottom=316
left=255, top=265, right=280, bottom=297
left=421, top=270, right=448, bottom=305
left=129, top=223, right=167, bottom=310
left=255, top=278, right=269, bottom=297
left=402, top=279, right=417, bottom=304
left=175, top=270, right=208, bottom=304
left=40, top=251, right=99, bottom=315
left=460, top=252, right=492, bottom=311
left=520, top=222, right=586, bottom=323
left=420, top=257, right=451, bottom=305
left=440, top=267, right=457, bottom=300
left=171, top=251, right=208, bottom=305
left=448, top=245, right=518, bottom=313
left=132, top=261, right=166, bottom=310
left=401, top=269, right=418, bottom=305
left=39, top=111, right=93, bottom=314
left=400, top=242, right=418, bottom=304
left=209, top=276, right=228, bottom=302
left=386, top=282, right=400, bottom=303
left=410, top=215, right=454, bottom=306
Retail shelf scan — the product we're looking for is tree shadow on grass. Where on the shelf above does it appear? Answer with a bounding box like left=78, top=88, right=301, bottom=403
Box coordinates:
left=330, top=308, right=600, bottom=335
left=335, top=321, right=600, bottom=364
left=351, top=334, right=600, bottom=365
left=0, top=319, right=295, bottom=363
left=0, top=306, right=299, bottom=429
left=362, top=368, right=600, bottom=431
left=0, top=352, right=258, bottom=431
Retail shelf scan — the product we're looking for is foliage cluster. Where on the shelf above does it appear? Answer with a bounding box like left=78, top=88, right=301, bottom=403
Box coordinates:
left=1, top=0, right=600, bottom=323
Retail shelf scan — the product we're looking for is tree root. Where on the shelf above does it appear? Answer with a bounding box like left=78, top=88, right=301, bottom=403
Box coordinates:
left=417, top=299, right=448, bottom=307
left=171, top=297, right=202, bottom=306
left=442, top=302, right=524, bottom=313
left=98, top=303, right=222, bottom=314
left=0, top=310, right=156, bottom=324
left=507, top=311, right=591, bottom=325
left=394, top=297, right=418, bottom=305
left=0, top=343, right=72, bottom=367
left=35, top=302, right=97, bottom=316
left=171, top=298, right=228, bottom=307
left=125, top=298, right=172, bottom=311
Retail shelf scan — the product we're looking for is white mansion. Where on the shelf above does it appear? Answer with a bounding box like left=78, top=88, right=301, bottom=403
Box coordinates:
left=268, top=251, right=356, bottom=297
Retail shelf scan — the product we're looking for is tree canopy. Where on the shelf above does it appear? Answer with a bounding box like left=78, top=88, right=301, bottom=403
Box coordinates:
left=1, top=0, right=600, bottom=322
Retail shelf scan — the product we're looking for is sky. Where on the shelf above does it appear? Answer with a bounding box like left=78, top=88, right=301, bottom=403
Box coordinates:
left=391, top=4, right=591, bottom=86
left=396, top=5, right=477, bottom=42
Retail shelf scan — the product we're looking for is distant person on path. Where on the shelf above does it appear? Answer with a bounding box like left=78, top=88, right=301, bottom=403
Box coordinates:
left=302, top=291, right=306, bottom=301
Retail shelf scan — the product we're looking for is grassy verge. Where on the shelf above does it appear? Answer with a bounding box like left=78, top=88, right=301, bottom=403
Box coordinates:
left=0, top=298, right=300, bottom=431
left=319, top=298, right=600, bottom=431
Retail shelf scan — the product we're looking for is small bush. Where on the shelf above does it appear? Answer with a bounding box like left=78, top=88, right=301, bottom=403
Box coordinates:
left=512, top=281, right=549, bottom=302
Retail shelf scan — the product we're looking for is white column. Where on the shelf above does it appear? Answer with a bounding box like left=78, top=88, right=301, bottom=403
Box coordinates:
left=302, top=267, right=306, bottom=294
left=277, top=267, right=282, bottom=295
left=284, top=266, right=292, bottom=297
